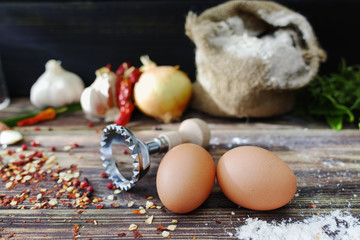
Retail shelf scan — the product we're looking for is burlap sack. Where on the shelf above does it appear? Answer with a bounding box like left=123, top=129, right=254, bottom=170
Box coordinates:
left=185, top=0, right=326, bottom=118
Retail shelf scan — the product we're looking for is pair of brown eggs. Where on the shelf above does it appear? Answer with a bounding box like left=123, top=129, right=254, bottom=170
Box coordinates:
left=156, top=144, right=297, bottom=213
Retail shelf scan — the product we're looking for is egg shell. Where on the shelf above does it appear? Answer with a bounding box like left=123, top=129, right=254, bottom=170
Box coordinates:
left=156, top=143, right=215, bottom=213
left=216, top=146, right=297, bottom=211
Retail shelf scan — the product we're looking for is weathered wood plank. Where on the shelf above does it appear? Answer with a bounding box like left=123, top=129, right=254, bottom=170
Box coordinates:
left=1, top=98, right=360, bottom=239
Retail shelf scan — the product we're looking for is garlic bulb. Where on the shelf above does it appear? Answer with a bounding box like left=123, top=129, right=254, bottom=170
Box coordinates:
left=80, top=67, right=119, bottom=122
left=30, top=60, right=84, bottom=108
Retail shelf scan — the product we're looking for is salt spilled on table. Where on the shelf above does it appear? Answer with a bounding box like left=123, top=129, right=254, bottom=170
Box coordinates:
left=233, top=210, right=360, bottom=240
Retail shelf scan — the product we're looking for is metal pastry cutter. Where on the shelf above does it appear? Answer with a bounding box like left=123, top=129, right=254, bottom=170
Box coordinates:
left=100, top=118, right=210, bottom=191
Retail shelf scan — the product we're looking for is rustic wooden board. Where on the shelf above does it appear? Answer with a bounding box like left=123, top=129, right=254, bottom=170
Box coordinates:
left=0, top=99, right=359, bottom=239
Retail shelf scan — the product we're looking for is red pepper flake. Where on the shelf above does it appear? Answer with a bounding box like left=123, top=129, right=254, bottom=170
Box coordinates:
left=118, top=233, right=126, bottom=237
left=43, top=234, right=47, bottom=237
left=35, top=219, right=41, bottom=223
left=30, top=141, right=39, bottom=147
left=36, top=152, right=43, bottom=158
left=96, top=204, right=104, bottom=209
left=132, top=230, right=142, bottom=239
left=72, top=179, right=80, bottom=187
left=86, top=186, right=94, bottom=192
left=8, top=232, right=15, bottom=238
left=215, top=220, right=222, bottom=224
left=122, top=149, right=128, bottom=155
left=72, top=224, right=80, bottom=239
left=34, top=127, right=41, bottom=131
left=132, top=210, right=143, bottom=215
left=73, top=143, right=79, bottom=148
left=111, top=203, right=120, bottom=208
left=88, top=122, right=94, bottom=128
left=100, top=172, right=108, bottom=178
left=80, top=181, right=88, bottom=189
left=156, top=223, right=168, bottom=231
left=50, top=146, right=56, bottom=151
left=21, top=144, right=28, bottom=150
left=106, top=182, right=114, bottom=190
left=7, top=150, right=13, bottom=155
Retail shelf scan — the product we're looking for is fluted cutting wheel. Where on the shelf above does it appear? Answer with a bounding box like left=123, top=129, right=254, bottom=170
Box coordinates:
left=100, top=124, right=150, bottom=191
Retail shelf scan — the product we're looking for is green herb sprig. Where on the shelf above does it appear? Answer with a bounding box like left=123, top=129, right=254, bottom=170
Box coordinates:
left=295, top=60, right=360, bottom=130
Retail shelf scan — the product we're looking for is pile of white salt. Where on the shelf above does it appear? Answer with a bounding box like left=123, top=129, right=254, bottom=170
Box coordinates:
left=234, top=210, right=360, bottom=240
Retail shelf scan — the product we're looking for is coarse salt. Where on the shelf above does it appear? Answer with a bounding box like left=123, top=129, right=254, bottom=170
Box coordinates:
left=234, top=210, right=360, bottom=240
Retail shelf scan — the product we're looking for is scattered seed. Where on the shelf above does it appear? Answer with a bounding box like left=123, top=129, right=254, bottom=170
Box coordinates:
left=167, top=225, right=177, bottom=231
left=146, top=201, right=155, bottom=209
left=37, top=193, right=43, bottom=200
left=49, top=199, right=58, bottom=206
left=107, top=195, right=115, bottom=201
left=162, top=231, right=170, bottom=238
left=5, top=182, right=13, bottom=189
left=128, top=224, right=138, bottom=231
left=145, top=215, right=154, bottom=224
left=63, top=146, right=72, bottom=151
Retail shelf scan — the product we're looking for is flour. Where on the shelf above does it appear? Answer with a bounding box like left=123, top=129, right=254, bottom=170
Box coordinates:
left=234, top=210, right=360, bottom=240
left=209, top=15, right=307, bottom=90
left=258, top=10, right=313, bottom=42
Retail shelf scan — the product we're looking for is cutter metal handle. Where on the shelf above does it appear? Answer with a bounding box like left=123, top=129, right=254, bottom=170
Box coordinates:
left=100, top=118, right=210, bottom=191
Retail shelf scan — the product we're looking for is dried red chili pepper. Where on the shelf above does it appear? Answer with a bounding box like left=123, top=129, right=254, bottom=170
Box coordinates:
left=114, top=63, right=141, bottom=126
left=17, top=108, right=56, bottom=126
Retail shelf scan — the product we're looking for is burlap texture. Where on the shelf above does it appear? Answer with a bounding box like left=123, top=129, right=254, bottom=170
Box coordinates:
left=185, top=0, right=326, bottom=117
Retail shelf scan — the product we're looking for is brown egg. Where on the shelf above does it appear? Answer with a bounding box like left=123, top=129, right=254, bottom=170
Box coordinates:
left=156, top=143, right=215, bottom=213
left=216, top=146, right=297, bottom=211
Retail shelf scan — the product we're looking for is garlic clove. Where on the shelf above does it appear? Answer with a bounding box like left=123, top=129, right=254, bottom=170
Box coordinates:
left=104, top=108, right=120, bottom=122
left=0, top=130, right=23, bottom=145
left=80, top=67, right=118, bottom=121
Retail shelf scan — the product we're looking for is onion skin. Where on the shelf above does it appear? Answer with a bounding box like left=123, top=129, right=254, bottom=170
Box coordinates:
left=134, top=66, right=192, bottom=123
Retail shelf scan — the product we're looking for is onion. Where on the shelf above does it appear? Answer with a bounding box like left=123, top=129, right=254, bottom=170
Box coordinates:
left=133, top=56, right=192, bottom=123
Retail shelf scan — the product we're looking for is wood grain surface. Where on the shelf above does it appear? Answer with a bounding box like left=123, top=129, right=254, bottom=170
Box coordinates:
left=0, top=99, right=359, bottom=239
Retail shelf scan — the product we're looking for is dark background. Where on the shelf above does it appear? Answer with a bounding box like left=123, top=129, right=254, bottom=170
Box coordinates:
left=0, top=0, right=359, bottom=97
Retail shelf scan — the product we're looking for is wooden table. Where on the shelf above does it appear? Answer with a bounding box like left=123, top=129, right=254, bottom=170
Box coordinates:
left=0, top=98, right=359, bottom=239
